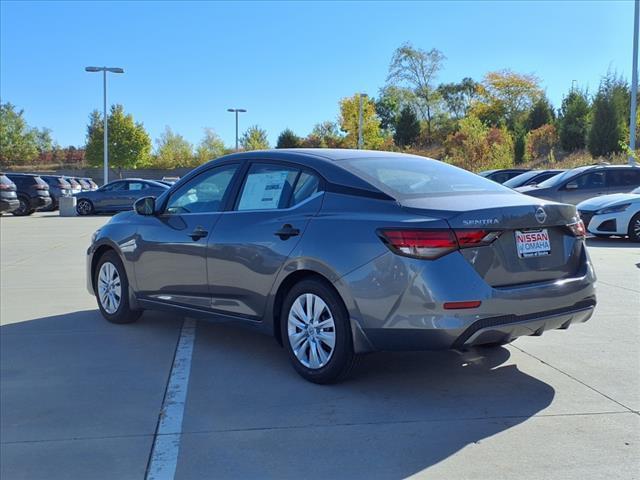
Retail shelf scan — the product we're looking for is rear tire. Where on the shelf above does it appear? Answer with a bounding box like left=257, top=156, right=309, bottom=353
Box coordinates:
left=94, top=250, right=141, bottom=324
left=281, top=279, right=357, bottom=384
left=628, top=212, right=640, bottom=243
left=77, top=199, right=94, bottom=216
left=12, top=196, right=33, bottom=216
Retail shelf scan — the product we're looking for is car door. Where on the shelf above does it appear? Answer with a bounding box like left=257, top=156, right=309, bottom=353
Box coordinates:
left=96, top=181, right=127, bottom=210
left=557, top=170, right=607, bottom=204
left=132, top=163, right=240, bottom=309
left=206, top=163, right=323, bottom=319
left=607, top=168, right=640, bottom=194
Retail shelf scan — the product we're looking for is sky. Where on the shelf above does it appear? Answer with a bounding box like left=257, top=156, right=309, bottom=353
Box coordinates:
left=0, top=0, right=635, bottom=149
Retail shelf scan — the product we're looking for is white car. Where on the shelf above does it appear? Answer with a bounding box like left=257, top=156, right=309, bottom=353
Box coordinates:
left=577, top=187, right=640, bottom=242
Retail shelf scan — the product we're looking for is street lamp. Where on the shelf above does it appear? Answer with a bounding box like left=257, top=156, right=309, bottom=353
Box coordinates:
left=629, top=0, right=639, bottom=166
left=358, top=93, right=368, bottom=149
left=85, top=66, right=124, bottom=185
left=227, top=108, right=247, bottom=151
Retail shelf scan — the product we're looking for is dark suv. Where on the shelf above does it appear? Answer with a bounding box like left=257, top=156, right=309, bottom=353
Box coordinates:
left=0, top=174, right=20, bottom=213
left=40, top=175, right=72, bottom=211
left=5, top=173, right=52, bottom=215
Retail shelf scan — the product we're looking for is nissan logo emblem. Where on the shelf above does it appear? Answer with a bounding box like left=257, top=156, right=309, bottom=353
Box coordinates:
left=535, top=207, right=547, bottom=224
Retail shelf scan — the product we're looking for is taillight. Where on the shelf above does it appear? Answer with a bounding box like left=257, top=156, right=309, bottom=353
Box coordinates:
left=34, top=184, right=49, bottom=190
left=0, top=184, right=14, bottom=191
left=379, top=229, right=501, bottom=259
left=567, top=220, right=586, bottom=238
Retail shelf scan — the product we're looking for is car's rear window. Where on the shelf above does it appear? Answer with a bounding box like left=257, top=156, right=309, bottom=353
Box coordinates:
left=340, top=156, right=509, bottom=198
left=537, top=166, right=590, bottom=188
left=1, top=175, right=14, bottom=186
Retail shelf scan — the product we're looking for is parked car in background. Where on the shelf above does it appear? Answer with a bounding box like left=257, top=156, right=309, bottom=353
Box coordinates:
left=0, top=174, right=20, bottom=214
left=517, top=165, right=640, bottom=205
left=161, top=176, right=180, bottom=185
left=83, top=178, right=99, bottom=191
left=64, top=177, right=82, bottom=195
left=503, top=169, right=564, bottom=189
left=5, top=173, right=52, bottom=215
left=479, top=168, right=529, bottom=184
left=577, top=186, right=640, bottom=242
left=76, top=178, right=93, bottom=192
left=40, top=175, right=72, bottom=211
left=76, top=178, right=169, bottom=215
left=156, top=180, right=175, bottom=187
left=86, top=149, right=595, bottom=383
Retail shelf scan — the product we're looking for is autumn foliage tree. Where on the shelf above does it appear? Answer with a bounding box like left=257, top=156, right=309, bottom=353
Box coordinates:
left=338, top=94, right=384, bottom=149
left=524, top=124, right=558, bottom=162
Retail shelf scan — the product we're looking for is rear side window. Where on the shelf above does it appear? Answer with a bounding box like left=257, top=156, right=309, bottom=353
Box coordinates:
left=166, top=165, right=238, bottom=214
left=608, top=169, right=640, bottom=188
left=341, top=156, right=508, bottom=198
left=237, top=164, right=298, bottom=211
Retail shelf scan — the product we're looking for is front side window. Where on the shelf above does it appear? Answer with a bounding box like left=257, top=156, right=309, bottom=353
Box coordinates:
left=237, top=164, right=299, bottom=211
left=569, top=172, right=606, bottom=190
left=165, top=165, right=238, bottom=214
left=127, top=182, right=147, bottom=191
left=103, top=182, right=126, bottom=192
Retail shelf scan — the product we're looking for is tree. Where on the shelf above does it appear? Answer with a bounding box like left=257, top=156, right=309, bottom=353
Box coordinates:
left=588, top=74, right=629, bottom=157
left=0, top=103, right=39, bottom=165
left=558, top=89, right=590, bottom=151
left=309, top=121, right=343, bottom=147
left=338, top=94, right=384, bottom=149
left=154, top=126, right=194, bottom=167
left=276, top=128, right=301, bottom=148
left=437, top=77, right=479, bottom=119
left=195, top=128, right=226, bottom=163
left=472, top=70, right=543, bottom=129
left=393, top=106, right=420, bottom=148
left=375, top=85, right=416, bottom=133
left=34, top=127, right=53, bottom=155
left=387, top=43, right=446, bottom=142
left=527, top=97, right=554, bottom=131
left=85, top=104, right=152, bottom=169
left=240, top=125, right=269, bottom=150
left=524, top=124, right=558, bottom=161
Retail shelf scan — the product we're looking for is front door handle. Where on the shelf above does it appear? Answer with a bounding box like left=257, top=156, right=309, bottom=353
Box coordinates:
left=189, top=226, right=208, bottom=240
left=274, top=224, right=300, bottom=240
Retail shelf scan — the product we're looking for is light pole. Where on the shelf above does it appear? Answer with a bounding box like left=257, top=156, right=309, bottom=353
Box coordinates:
left=85, top=66, right=124, bottom=185
left=227, top=108, right=247, bottom=151
left=357, top=93, right=368, bottom=149
left=629, top=0, right=639, bottom=166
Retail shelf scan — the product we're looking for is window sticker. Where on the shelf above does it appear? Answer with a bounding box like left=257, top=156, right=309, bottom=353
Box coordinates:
left=238, top=171, right=289, bottom=210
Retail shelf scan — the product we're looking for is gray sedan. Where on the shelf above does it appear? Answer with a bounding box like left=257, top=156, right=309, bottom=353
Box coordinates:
left=86, top=150, right=596, bottom=383
left=75, top=178, right=169, bottom=215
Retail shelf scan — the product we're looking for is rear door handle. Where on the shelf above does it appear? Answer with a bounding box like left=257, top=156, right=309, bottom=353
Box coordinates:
left=189, top=226, right=208, bottom=240
left=274, top=224, right=300, bottom=240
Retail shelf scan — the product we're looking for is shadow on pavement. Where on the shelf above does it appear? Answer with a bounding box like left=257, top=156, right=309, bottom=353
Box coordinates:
left=586, top=237, right=637, bottom=248
left=176, top=321, right=556, bottom=479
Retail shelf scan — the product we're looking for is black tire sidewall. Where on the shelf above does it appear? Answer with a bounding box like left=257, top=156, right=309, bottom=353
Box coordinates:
left=94, top=251, right=140, bottom=324
left=280, top=279, right=354, bottom=384
left=13, top=197, right=31, bottom=216
left=77, top=199, right=93, bottom=216
left=629, top=212, right=640, bottom=242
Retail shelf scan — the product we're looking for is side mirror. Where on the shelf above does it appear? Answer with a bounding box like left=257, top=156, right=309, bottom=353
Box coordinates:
left=134, top=196, right=155, bottom=215
left=565, top=181, right=578, bottom=190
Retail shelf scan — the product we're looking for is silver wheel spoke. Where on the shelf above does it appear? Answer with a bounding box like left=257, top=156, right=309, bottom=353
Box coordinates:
left=97, top=262, right=121, bottom=314
left=291, top=300, right=308, bottom=325
left=308, top=341, right=320, bottom=369
left=317, top=331, right=335, bottom=349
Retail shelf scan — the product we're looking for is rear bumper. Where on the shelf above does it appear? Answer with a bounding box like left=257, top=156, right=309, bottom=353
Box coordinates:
left=0, top=198, right=20, bottom=212
left=31, top=196, right=52, bottom=210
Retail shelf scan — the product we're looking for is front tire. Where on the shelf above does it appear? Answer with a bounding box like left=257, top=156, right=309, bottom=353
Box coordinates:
left=281, top=279, right=356, bottom=384
left=77, top=199, right=94, bottom=216
left=94, top=251, right=141, bottom=324
left=628, top=213, right=640, bottom=243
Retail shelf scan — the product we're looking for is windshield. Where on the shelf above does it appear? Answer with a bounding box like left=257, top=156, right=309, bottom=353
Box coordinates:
left=503, top=171, right=540, bottom=188
left=537, top=166, right=590, bottom=188
left=340, top=156, right=510, bottom=198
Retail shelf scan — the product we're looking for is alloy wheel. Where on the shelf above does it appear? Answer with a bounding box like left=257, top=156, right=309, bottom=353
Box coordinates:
left=77, top=200, right=92, bottom=215
left=98, top=261, right=122, bottom=314
left=634, top=218, right=640, bottom=238
left=287, top=293, right=336, bottom=369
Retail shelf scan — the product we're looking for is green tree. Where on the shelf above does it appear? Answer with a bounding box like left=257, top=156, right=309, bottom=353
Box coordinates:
left=524, top=124, right=558, bottom=161
left=437, top=77, right=479, bottom=119
left=85, top=104, right=152, bottom=169
left=276, top=128, right=301, bottom=148
left=154, top=126, right=194, bottom=167
left=588, top=74, right=629, bottom=157
left=195, top=128, right=226, bottom=163
left=375, top=85, right=416, bottom=133
left=471, top=70, right=543, bottom=129
left=338, top=94, right=384, bottom=149
left=0, top=103, right=38, bottom=165
left=309, top=121, right=343, bottom=147
left=240, top=125, right=269, bottom=150
left=387, top=43, right=446, bottom=142
left=558, top=89, right=590, bottom=151
left=527, top=97, right=554, bottom=130
left=34, top=127, right=53, bottom=155
left=393, top=106, right=420, bottom=148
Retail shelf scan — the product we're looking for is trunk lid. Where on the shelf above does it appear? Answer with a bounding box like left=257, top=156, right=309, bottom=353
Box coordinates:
left=401, top=192, right=583, bottom=287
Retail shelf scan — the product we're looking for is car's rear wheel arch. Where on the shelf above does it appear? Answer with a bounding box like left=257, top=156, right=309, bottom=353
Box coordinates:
left=273, top=270, right=345, bottom=346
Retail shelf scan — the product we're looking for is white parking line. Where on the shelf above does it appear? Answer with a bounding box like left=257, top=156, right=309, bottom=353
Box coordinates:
left=146, top=318, right=197, bottom=480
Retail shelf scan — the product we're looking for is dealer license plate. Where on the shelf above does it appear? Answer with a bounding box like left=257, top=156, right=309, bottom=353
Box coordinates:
left=515, top=229, right=551, bottom=258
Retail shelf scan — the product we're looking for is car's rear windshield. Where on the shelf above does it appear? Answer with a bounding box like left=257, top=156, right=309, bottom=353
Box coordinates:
left=1, top=175, right=14, bottom=185
left=339, top=156, right=510, bottom=198
left=503, top=171, right=540, bottom=188
left=537, top=166, right=590, bottom=188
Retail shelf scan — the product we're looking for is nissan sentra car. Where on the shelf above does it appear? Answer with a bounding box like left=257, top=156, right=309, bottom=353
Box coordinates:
left=86, top=149, right=596, bottom=383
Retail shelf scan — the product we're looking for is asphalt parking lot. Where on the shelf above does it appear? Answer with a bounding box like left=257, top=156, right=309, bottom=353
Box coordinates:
left=1, top=212, right=639, bottom=480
